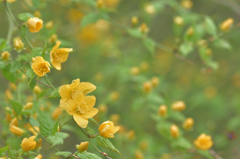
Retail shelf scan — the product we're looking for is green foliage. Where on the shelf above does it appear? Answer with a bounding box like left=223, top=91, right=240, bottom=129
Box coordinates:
left=47, top=132, right=69, bottom=146
left=97, top=136, right=121, bottom=155
left=18, top=12, right=34, bottom=21
left=49, top=87, right=61, bottom=98
left=38, top=111, right=54, bottom=136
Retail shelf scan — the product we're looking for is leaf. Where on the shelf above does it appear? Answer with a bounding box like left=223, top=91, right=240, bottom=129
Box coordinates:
left=85, top=126, right=95, bottom=135
left=38, top=111, right=54, bottom=136
left=127, top=28, right=142, bottom=38
left=18, top=13, right=34, bottom=21
left=20, top=25, right=28, bottom=37
left=0, top=61, right=5, bottom=69
left=47, top=132, right=69, bottom=146
left=205, top=16, right=217, bottom=36
left=206, top=60, right=219, bottom=71
left=143, top=38, right=155, bottom=55
left=214, top=39, right=231, bottom=50
left=179, top=42, right=194, bottom=56
left=77, top=152, right=102, bottom=159
left=171, top=138, right=193, bottom=150
left=9, top=100, right=22, bottom=115
left=0, top=146, right=9, bottom=156
left=169, top=111, right=185, bottom=122
left=81, top=0, right=96, bottom=7
left=58, top=111, right=71, bottom=129
left=97, top=136, right=121, bottom=155
left=55, top=151, right=72, bottom=158
left=131, top=98, right=145, bottom=112
left=198, top=150, right=215, bottom=159
left=147, top=93, right=165, bottom=104
left=10, top=61, right=22, bottom=73
left=28, top=77, right=36, bottom=90
left=6, top=137, right=21, bottom=150
left=49, top=87, right=61, bottom=98
left=81, top=12, right=108, bottom=28
left=2, top=64, right=17, bottom=83
left=156, top=122, right=171, bottom=140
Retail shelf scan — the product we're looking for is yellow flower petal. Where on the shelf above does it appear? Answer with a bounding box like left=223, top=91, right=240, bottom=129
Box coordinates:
left=77, top=82, right=97, bottom=95
left=85, top=95, right=96, bottom=109
left=73, top=113, right=88, bottom=128
left=59, top=79, right=80, bottom=99
left=81, top=108, right=98, bottom=118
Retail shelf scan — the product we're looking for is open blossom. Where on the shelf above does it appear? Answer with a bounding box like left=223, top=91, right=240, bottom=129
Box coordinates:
left=59, top=79, right=98, bottom=128
left=50, top=41, right=73, bottom=70
left=31, top=56, right=51, bottom=77
left=194, top=133, right=213, bottom=150
left=21, top=136, right=37, bottom=152
left=98, top=121, right=120, bottom=138
left=27, top=17, right=43, bottom=33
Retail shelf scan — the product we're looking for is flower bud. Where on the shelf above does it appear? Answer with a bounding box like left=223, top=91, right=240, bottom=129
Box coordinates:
left=99, top=121, right=120, bottom=138
left=158, top=105, right=167, bottom=117
left=186, top=27, right=194, bottom=36
left=1, top=51, right=10, bottom=60
left=51, top=107, right=62, bottom=120
left=110, top=91, right=120, bottom=101
left=135, top=150, right=144, bottom=159
left=48, top=34, right=58, bottom=44
left=10, top=126, right=24, bottom=136
left=98, top=104, right=108, bottom=113
left=27, top=17, right=43, bottom=33
left=35, top=138, right=42, bottom=149
left=170, top=124, right=179, bottom=138
left=34, top=10, right=41, bottom=18
left=76, top=141, right=89, bottom=152
left=143, top=81, right=152, bottom=93
left=183, top=117, right=194, bottom=130
left=33, top=85, right=42, bottom=94
left=9, top=117, right=18, bottom=127
left=181, top=0, right=193, bottom=9
left=145, top=4, right=155, bottom=15
left=171, top=101, right=186, bottom=111
left=151, top=77, right=159, bottom=87
left=140, top=140, right=148, bottom=151
left=24, top=102, right=33, bottom=110
left=140, top=62, right=149, bottom=71
left=97, top=0, right=104, bottom=8
left=21, top=136, right=37, bottom=152
left=174, top=16, right=184, bottom=26
left=220, top=18, right=234, bottom=31
left=131, top=67, right=140, bottom=75
left=34, top=154, right=42, bottom=159
left=45, top=21, right=54, bottom=30
left=194, top=133, right=213, bottom=150
left=139, top=23, right=149, bottom=34
left=31, top=56, right=51, bottom=77
left=9, top=83, right=16, bottom=91
left=13, top=37, right=24, bottom=51
left=131, top=16, right=139, bottom=27
left=110, top=114, right=120, bottom=124
left=127, top=130, right=135, bottom=140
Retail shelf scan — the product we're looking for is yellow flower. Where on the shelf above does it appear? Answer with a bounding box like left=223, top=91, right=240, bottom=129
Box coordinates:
left=220, top=18, right=234, bottom=31
left=135, top=150, right=144, bottom=159
left=194, top=133, right=213, bottom=150
left=51, top=107, right=62, bottom=120
left=139, top=23, right=149, bottom=34
left=1, top=51, right=10, bottom=60
left=7, top=0, right=16, bottom=3
left=110, top=114, right=120, bottom=124
left=48, top=34, right=58, bottom=44
left=151, top=77, right=159, bottom=87
left=13, top=37, right=24, bottom=51
left=9, top=117, right=18, bottom=127
left=24, top=102, right=33, bottom=110
left=10, top=125, right=24, bottom=136
left=171, top=101, right=186, bottom=111
left=130, top=67, right=140, bottom=75
left=45, top=21, right=54, bottom=29
left=98, top=121, right=120, bottom=138
left=50, top=41, right=73, bottom=70
left=76, top=141, right=89, bottom=152
left=183, top=117, right=194, bottom=130
left=158, top=105, right=167, bottom=117
left=33, top=85, right=42, bottom=94
left=31, top=56, right=51, bottom=77
left=186, top=27, right=194, bottom=36
left=21, top=136, right=37, bottom=152
left=145, top=4, right=155, bottom=15
left=9, top=83, right=16, bottom=91
left=59, top=79, right=98, bottom=128
left=143, top=81, right=152, bottom=93
left=98, top=104, right=108, bottom=113
left=131, top=16, right=138, bottom=27
left=174, top=16, right=184, bottom=26
left=170, top=124, right=179, bottom=138
left=110, top=91, right=120, bottom=101
left=27, top=17, right=43, bottom=33
left=35, top=154, right=42, bottom=159
left=181, top=0, right=193, bottom=9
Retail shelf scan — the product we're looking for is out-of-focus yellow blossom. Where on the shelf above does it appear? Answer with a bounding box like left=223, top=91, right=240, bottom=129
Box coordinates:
left=160, top=154, right=171, bottom=159
left=98, top=104, right=108, bottom=113
left=76, top=141, right=89, bottom=152
left=131, top=16, right=139, bottom=27
left=95, top=19, right=110, bottom=32
left=171, top=101, right=186, bottom=111
left=181, top=0, right=193, bottom=9
left=204, top=86, right=217, bottom=99
left=194, top=133, right=213, bottom=150
left=140, top=62, right=149, bottom=71
left=34, top=10, right=41, bottom=18
left=25, top=123, right=39, bottom=135
left=110, top=114, right=120, bottom=124
left=131, top=67, right=140, bottom=75
left=102, top=0, right=120, bottom=8
left=127, top=130, right=135, bottom=140
left=1, top=51, right=10, bottom=60
left=183, top=117, right=194, bottom=130
left=143, top=81, right=152, bottom=93
left=145, top=4, right=155, bottom=15
left=220, top=18, right=234, bottom=31
left=198, top=40, right=208, bottom=47
left=139, top=23, right=149, bottom=34
left=27, top=17, right=43, bottom=33
left=51, top=107, right=62, bottom=120
left=110, top=91, right=120, bottom=101
left=48, top=34, right=58, bottom=44
left=5, top=89, right=13, bottom=100
left=13, top=37, right=24, bottom=51
left=9, top=83, right=16, bottom=91
left=7, top=0, right=16, bottom=3
left=78, top=25, right=101, bottom=44
left=140, top=140, right=148, bottom=151
left=95, top=72, right=103, bottom=81
left=170, top=124, right=179, bottom=138
left=22, top=74, right=27, bottom=81
left=151, top=77, right=159, bottom=87
left=158, top=105, right=167, bottom=117
left=9, top=118, right=18, bottom=127
left=59, top=79, right=98, bottom=128
left=21, top=136, right=37, bottom=152
left=35, top=138, right=42, bottom=149
left=206, top=48, right=212, bottom=56
left=24, top=102, right=33, bottom=110
left=10, top=125, right=24, bottom=136
left=135, top=150, right=144, bottom=159
left=34, top=154, right=42, bottom=159
left=6, top=113, right=12, bottom=122
left=67, top=9, right=84, bottom=22
left=174, top=16, right=184, bottom=26
left=186, top=27, right=194, bottom=36
left=33, top=85, right=42, bottom=94
left=97, top=0, right=104, bottom=9
left=45, top=21, right=54, bottom=29
left=31, top=56, right=51, bottom=77
left=50, top=41, right=73, bottom=70
left=98, top=121, right=120, bottom=138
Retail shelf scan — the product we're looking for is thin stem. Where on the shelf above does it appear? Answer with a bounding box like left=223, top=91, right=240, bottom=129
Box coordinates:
left=209, top=149, right=223, bottom=159
left=44, top=76, right=56, bottom=89
left=6, top=11, right=14, bottom=45
left=35, top=79, right=52, bottom=88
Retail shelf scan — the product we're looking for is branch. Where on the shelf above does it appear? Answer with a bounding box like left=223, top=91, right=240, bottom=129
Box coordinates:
left=209, top=149, right=223, bottom=159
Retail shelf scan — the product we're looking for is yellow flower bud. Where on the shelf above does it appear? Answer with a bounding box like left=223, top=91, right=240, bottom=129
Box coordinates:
left=140, top=62, right=149, bottom=71
left=98, top=121, right=120, bottom=138
left=170, top=124, right=179, bottom=138
left=98, top=104, right=108, bottom=113
left=48, top=34, right=58, bottom=44
left=131, top=16, right=139, bottom=27
left=110, top=114, right=120, bottom=124
left=13, top=37, right=24, bottom=51
left=51, top=107, right=62, bottom=120
left=143, top=81, right=152, bottom=93
left=110, top=91, right=120, bottom=101
left=181, top=0, right=193, bottom=9
left=186, top=27, right=194, bottom=36
left=24, top=102, right=33, bottom=110
left=194, top=133, right=213, bottom=150
left=183, top=117, right=194, bottom=130
left=95, top=72, right=103, bottom=81
left=5, top=89, right=13, bottom=100
left=131, top=67, right=140, bottom=75
left=27, top=17, right=43, bottom=33
left=34, top=154, right=42, bottom=159
left=28, top=126, right=39, bottom=136
left=21, top=136, right=37, bottom=152
left=127, top=130, right=135, bottom=140
left=140, top=140, right=148, bottom=151
left=31, top=56, right=51, bottom=77
left=76, top=141, right=89, bottom=152
left=9, top=117, right=18, bottom=127
left=158, top=105, right=167, bottom=117
left=6, top=113, right=12, bottom=122
left=139, top=23, right=149, bottom=34
left=35, top=138, right=42, bottom=149
left=45, top=21, right=54, bottom=30
left=10, top=126, right=24, bottom=136
left=34, top=10, right=41, bottom=18
left=22, top=74, right=27, bottom=80
left=174, top=16, right=184, bottom=26
left=9, top=83, right=16, bottom=91
left=145, top=4, right=155, bottom=15
left=135, top=150, right=144, bottom=159
left=97, top=0, right=104, bottom=8
left=151, top=77, right=159, bottom=87
left=7, top=0, right=16, bottom=3
left=171, top=101, right=186, bottom=111
left=220, top=18, right=234, bottom=31
left=33, top=85, right=42, bottom=94
left=1, top=51, right=10, bottom=60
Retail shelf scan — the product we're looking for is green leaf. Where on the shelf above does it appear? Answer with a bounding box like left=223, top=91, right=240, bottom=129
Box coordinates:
left=214, top=39, right=231, bottom=50
left=147, top=93, right=165, bottom=104
left=85, top=126, right=95, bottom=135
left=9, top=100, right=22, bottom=115
left=38, top=111, right=54, bottom=136
left=20, top=25, right=28, bottom=37
left=47, top=132, right=69, bottom=146
left=0, top=61, right=5, bottom=69
left=143, top=38, right=155, bottom=55
left=81, top=0, right=96, bottom=7
left=205, top=16, right=217, bottom=36
left=97, top=136, right=121, bottom=155
left=55, top=151, right=72, bottom=158
left=77, top=152, right=102, bottom=159
left=6, top=137, right=21, bottom=150
left=156, top=122, right=171, bottom=140
left=49, top=87, right=61, bottom=98
left=10, top=61, right=22, bottom=73
left=28, top=77, right=36, bottom=90
left=206, top=60, right=219, bottom=71
left=198, top=150, right=214, bottom=159
left=127, top=28, right=142, bottom=38
left=171, top=138, right=193, bottom=150
left=18, top=13, right=34, bottom=21
left=131, top=98, right=145, bottom=112
left=81, top=12, right=108, bottom=28
left=31, top=47, right=43, bottom=56
left=2, top=64, right=17, bottom=83
left=58, top=111, right=71, bottom=129
left=179, top=42, right=194, bottom=56
left=169, top=111, right=185, bottom=122
left=0, top=146, right=9, bottom=156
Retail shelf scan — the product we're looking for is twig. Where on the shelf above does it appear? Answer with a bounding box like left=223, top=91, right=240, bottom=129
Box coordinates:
left=209, top=149, right=223, bottom=159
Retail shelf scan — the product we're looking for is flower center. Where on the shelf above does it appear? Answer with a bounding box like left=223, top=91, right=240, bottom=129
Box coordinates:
left=75, top=101, right=90, bottom=114
left=52, top=51, right=63, bottom=62
left=36, top=63, right=49, bottom=73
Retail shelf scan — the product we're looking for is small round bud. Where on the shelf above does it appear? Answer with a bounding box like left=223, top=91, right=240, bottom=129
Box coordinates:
left=139, top=23, right=149, bottom=34
left=143, top=81, right=152, bottom=93
left=158, top=105, right=167, bottom=117
left=131, top=67, right=140, bottom=75
left=170, top=124, right=179, bottom=138
left=171, top=101, right=186, bottom=111
left=174, top=16, right=184, bottom=26
left=220, top=18, right=234, bottom=31
left=98, top=104, right=108, bottom=113
left=76, top=141, right=89, bottom=152
left=33, top=85, right=42, bottom=94
left=24, top=102, right=33, bottom=110
left=13, top=37, right=24, bottom=51
left=1, top=51, right=10, bottom=60
left=45, top=21, right=54, bottom=30
left=151, top=76, right=159, bottom=87
left=131, top=16, right=139, bottom=27
left=183, top=117, right=194, bottom=130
